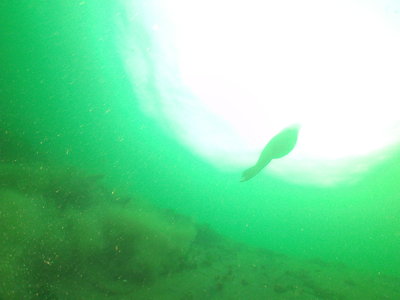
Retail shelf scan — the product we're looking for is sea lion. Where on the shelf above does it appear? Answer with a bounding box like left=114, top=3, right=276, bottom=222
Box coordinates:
left=241, top=124, right=300, bottom=182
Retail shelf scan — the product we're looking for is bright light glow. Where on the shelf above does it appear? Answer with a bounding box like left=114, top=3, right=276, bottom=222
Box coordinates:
left=120, top=0, right=400, bottom=185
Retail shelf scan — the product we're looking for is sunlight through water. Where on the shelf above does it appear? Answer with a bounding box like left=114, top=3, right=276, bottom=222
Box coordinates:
left=119, top=0, right=400, bottom=185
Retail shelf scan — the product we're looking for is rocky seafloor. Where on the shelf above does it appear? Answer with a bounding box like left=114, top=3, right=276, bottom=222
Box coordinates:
left=1, top=161, right=399, bottom=300
left=0, top=127, right=399, bottom=299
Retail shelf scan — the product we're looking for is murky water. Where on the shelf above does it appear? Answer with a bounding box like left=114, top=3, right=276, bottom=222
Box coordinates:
left=1, top=1, right=399, bottom=299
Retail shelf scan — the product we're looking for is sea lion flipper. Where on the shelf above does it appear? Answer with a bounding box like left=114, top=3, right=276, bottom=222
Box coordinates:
left=241, top=165, right=262, bottom=182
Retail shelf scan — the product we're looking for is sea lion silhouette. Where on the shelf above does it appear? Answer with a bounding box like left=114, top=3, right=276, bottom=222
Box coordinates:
left=241, top=124, right=300, bottom=182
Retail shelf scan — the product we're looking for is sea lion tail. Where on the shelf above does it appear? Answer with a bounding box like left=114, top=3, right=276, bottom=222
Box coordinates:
left=241, top=165, right=261, bottom=182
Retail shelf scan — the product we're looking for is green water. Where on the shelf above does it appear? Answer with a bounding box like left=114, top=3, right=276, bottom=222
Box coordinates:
left=1, top=1, right=400, bottom=299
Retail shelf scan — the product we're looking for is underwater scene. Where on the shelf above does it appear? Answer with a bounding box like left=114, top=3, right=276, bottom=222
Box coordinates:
left=1, top=1, right=400, bottom=299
